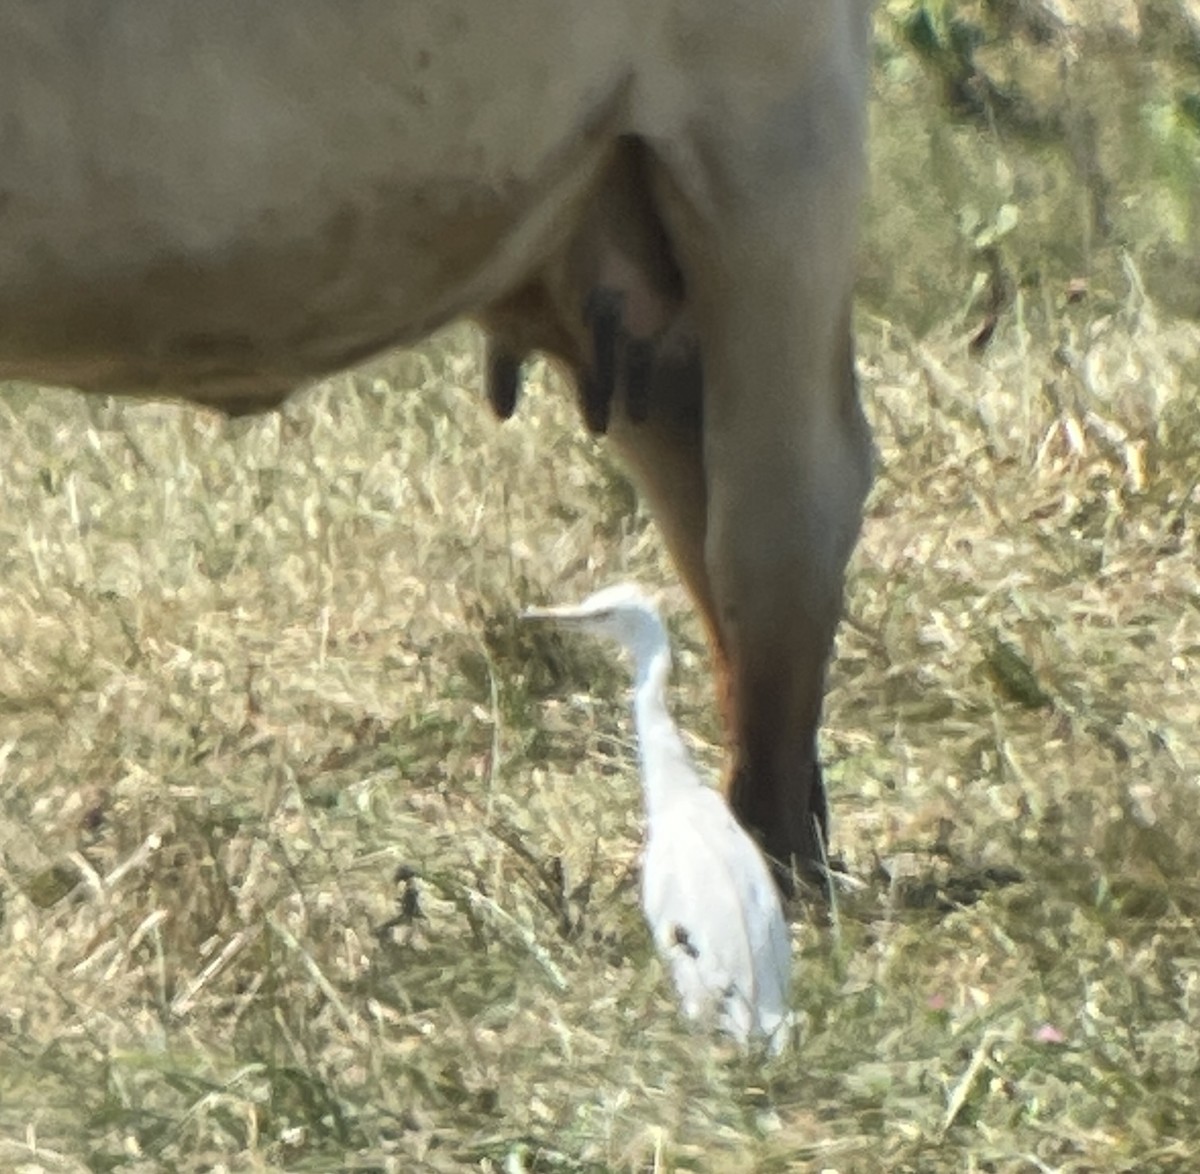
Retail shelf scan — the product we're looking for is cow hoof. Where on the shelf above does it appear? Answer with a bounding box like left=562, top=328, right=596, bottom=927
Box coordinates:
left=731, top=761, right=831, bottom=900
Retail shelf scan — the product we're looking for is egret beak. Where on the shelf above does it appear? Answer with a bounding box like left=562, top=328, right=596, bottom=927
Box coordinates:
left=520, top=604, right=593, bottom=624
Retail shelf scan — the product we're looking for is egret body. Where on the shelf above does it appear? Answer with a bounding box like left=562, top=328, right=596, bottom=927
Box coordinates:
left=524, top=584, right=791, bottom=1049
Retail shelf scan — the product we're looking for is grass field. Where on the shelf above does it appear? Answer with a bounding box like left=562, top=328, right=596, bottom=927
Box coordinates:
left=2, top=10, right=1200, bottom=1174
left=3, top=302, right=1198, bottom=1172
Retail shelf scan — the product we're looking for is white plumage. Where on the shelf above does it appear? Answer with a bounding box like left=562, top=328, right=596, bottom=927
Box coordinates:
left=523, top=583, right=791, bottom=1050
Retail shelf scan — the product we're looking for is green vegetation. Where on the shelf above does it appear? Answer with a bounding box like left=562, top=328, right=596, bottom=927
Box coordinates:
left=868, top=0, right=1200, bottom=328
left=2, top=5, right=1199, bottom=1170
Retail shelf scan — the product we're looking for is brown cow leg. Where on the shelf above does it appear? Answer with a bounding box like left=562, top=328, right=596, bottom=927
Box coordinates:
left=705, top=296, right=870, bottom=886
left=703, top=283, right=870, bottom=885
left=607, top=339, right=713, bottom=635
left=645, top=95, right=873, bottom=886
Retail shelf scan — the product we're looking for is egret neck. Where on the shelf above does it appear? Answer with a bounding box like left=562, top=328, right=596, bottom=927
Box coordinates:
left=628, top=614, right=700, bottom=819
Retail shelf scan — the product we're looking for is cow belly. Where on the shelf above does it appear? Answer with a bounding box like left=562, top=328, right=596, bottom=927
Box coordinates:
left=0, top=1, right=636, bottom=409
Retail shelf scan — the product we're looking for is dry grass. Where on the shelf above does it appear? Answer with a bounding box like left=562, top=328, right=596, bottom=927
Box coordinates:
left=1, top=278, right=1197, bottom=1171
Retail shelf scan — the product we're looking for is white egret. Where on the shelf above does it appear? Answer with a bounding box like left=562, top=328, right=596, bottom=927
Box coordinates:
left=523, top=583, right=791, bottom=1050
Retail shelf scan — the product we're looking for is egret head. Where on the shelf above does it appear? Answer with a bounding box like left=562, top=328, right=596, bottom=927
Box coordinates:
left=521, top=582, right=668, bottom=663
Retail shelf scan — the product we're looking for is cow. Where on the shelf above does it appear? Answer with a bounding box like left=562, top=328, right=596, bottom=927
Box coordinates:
left=0, top=1, right=874, bottom=887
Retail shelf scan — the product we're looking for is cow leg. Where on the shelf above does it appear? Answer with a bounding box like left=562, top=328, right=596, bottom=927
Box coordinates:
left=644, top=72, right=873, bottom=883
left=699, top=291, right=870, bottom=884
left=607, top=340, right=713, bottom=634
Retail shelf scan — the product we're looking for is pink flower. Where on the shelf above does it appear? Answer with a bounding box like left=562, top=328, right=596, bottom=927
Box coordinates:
left=1033, top=1023, right=1067, bottom=1044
